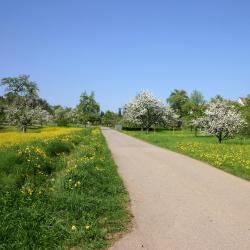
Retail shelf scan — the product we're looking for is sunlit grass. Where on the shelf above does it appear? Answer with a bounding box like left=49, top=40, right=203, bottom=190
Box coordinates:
left=0, top=128, right=130, bottom=249
left=124, top=130, right=250, bottom=181
left=0, top=127, right=81, bottom=148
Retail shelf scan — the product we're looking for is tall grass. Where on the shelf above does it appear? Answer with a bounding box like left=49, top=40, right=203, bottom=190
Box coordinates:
left=0, top=128, right=130, bottom=249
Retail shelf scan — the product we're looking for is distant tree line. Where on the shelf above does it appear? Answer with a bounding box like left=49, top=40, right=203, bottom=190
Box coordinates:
left=123, top=89, right=250, bottom=143
left=0, top=75, right=120, bottom=132
left=1, top=75, right=250, bottom=142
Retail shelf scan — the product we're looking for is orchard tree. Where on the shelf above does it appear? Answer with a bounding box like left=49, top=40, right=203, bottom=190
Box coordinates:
left=240, top=94, right=250, bottom=137
left=190, top=90, right=205, bottom=108
left=76, top=91, right=100, bottom=126
left=196, top=101, right=246, bottom=143
left=1, top=75, right=49, bottom=132
left=53, top=106, right=70, bottom=126
left=185, top=90, right=206, bottom=133
left=5, top=105, right=48, bottom=132
left=0, top=96, right=6, bottom=124
left=210, top=95, right=225, bottom=103
left=161, top=106, right=179, bottom=129
left=102, top=110, right=120, bottom=127
left=37, top=98, right=53, bottom=114
left=37, top=108, right=51, bottom=126
left=167, top=89, right=189, bottom=118
left=123, top=91, right=177, bottom=132
left=52, top=106, right=79, bottom=126
left=1, top=75, right=39, bottom=98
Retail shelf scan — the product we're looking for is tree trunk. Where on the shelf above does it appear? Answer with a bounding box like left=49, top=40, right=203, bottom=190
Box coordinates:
left=141, top=127, right=143, bottom=132
left=218, top=132, right=222, bottom=143
left=22, top=126, right=27, bottom=133
left=195, top=127, right=198, bottom=137
left=146, top=128, right=149, bottom=133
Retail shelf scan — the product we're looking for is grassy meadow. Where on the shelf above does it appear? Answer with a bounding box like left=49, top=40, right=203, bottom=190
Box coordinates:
left=0, top=127, right=130, bottom=249
left=124, top=130, right=250, bottom=181
left=0, top=127, right=82, bottom=148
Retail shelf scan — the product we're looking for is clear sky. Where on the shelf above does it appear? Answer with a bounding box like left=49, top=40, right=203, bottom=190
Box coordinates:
left=0, top=0, right=249, bottom=111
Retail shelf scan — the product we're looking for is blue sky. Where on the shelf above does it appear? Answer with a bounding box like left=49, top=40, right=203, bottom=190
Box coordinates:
left=0, top=0, right=249, bottom=111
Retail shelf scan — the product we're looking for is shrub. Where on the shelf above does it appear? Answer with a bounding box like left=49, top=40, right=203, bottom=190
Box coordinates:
left=45, top=139, right=73, bottom=157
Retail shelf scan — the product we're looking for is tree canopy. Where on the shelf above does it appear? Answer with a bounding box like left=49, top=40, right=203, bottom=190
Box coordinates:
left=124, top=90, right=178, bottom=132
left=0, top=75, right=49, bottom=132
left=195, top=101, right=246, bottom=143
left=167, top=89, right=189, bottom=119
left=76, top=91, right=100, bottom=126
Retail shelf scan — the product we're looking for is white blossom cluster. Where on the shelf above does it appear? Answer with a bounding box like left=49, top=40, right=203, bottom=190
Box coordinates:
left=123, top=90, right=178, bottom=131
left=195, top=101, right=246, bottom=142
left=6, top=104, right=50, bottom=131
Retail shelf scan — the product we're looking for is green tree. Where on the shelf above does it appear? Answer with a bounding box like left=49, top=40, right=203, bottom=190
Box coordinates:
left=37, top=98, right=53, bottom=114
left=210, top=95, right=225, bottom=103
left=190, top=90, right=205, bottom=107
left=0, top=96, right=6, bottom=125
left=186, top=90, right=206, bottom=135
left=240, top=94, right=250, bottom=137
left=1, top=75, right=39, bottom=98
left=102, top=111, right=120, bottom=127
left=76, top=91, right=100, bottom=126
left=167, top=89, right=189, bottom=117
left=53, top=106, right=71, bottom=126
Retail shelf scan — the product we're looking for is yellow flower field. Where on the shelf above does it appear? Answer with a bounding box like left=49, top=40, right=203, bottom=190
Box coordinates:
left=176, top=141, right=250, bottom=170
left=0, top=127, right=81, bottom=148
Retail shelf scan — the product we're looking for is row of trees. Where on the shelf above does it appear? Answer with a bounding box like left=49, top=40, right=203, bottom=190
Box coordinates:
left=123, top=90, right=248, bottom=143
left=1, top=75, right=250, bottom=143
left=166, top=89, right=250, bottom=138
left=0, top=75, right=120, bottom=131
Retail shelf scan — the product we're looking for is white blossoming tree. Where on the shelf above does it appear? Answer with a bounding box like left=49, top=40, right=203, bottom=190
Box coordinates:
left=123, top=91, right=178, bottom=132
left=195, top=101, right=246, bottom=143
left=37, top=107, right=51, bottom=126
left=6, top=104, right=50, bottom=132
left=1, top=75, right=51, bottom=132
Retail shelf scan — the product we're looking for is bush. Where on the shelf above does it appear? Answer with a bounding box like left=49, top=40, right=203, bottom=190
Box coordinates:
left=45, top=139, right=73, bottom=157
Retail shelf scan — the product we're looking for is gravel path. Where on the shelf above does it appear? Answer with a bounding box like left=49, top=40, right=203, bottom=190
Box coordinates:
left=102, top=128, right=250, bottom=250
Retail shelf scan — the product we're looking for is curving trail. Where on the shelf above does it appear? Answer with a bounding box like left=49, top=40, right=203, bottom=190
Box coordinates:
left=102, top=128, right=250, bottom=250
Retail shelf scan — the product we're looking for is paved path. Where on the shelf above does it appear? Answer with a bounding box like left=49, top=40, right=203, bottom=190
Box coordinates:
left=102, top=128, right=250, bottom=250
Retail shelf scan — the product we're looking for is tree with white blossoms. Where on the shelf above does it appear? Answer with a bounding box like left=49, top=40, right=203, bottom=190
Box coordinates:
left=195, top=101, right=246, bottom=143
left=1, top=75, right=50, bottom=132
left=37, top=107, right=51, bottom=126
left=6, top=105, right=50, bottom=131
left=123, top=91, right=178, bottom=132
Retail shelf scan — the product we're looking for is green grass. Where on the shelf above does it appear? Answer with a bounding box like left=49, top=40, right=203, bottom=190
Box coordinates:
left=123, top=129, right=250, bottom=181
left=0, top=128, right=130, bottom=249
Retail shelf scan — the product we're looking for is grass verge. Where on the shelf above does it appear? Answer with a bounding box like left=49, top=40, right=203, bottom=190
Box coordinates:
left=123, top=130, right=250, bottom=181
left=0, top=127, right=130, bottom=249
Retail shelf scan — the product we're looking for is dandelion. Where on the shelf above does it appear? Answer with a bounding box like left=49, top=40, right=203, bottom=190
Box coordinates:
left=71, top=225, right=77, bottom=230
left=74, top=181, right=81, bottom=188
